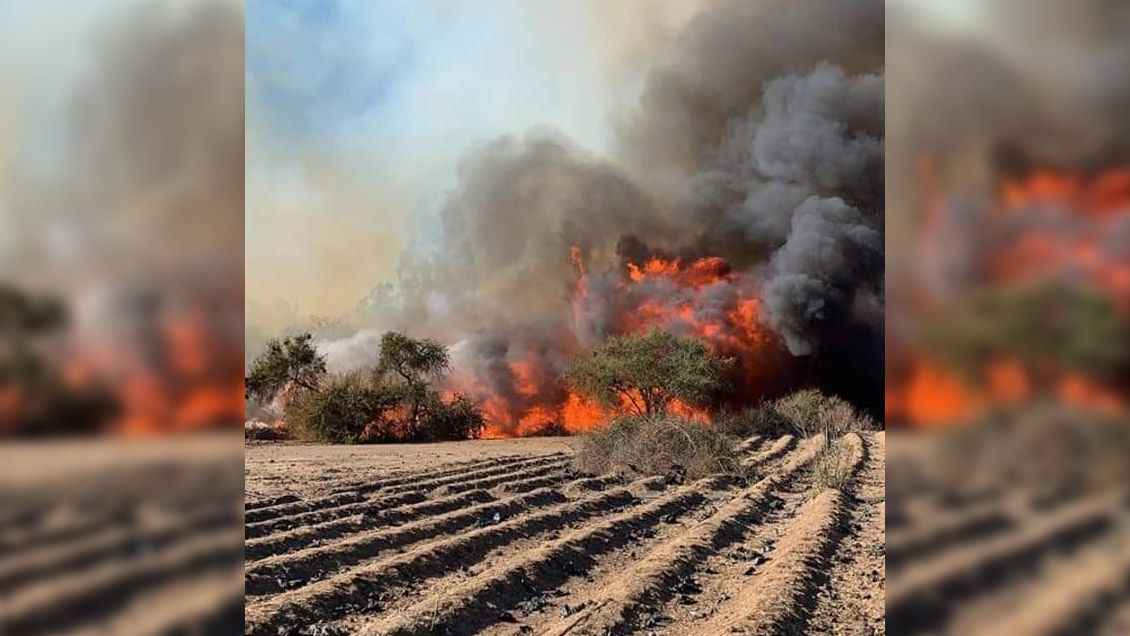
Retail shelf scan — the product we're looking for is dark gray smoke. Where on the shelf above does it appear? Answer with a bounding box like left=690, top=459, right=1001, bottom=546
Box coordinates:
left=350, top=0, right=886, bottom=422
left=689, top=63, right=884, bottom=354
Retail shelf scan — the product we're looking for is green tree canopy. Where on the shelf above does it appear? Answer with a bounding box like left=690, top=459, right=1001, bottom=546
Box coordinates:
left=245, top=333, right=326, bottom=402
left=287, top=371, right=398, bottom=444
left=919, top=280, right=1129, bottom=387
left=376, top=331, right=449, bottom=384
left=375, top=331, right=451, bottom=438
left=564, top=330, right=727, bottom=418
left=281, top=331, right=484, bottom=444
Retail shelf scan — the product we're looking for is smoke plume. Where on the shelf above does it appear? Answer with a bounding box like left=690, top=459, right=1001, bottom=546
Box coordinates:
left=316, top=0, right=887, bottom=431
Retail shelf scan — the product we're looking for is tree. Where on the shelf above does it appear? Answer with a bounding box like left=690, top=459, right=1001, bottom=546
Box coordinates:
left=919, top=280, right=1129, bottom=389
left=245, top=333, right=326, bottom=403
left=416, top=392, right=486, bottom=442
left=0, top=284, right=116, bottom=435
left=564, top=330, right=726, bottom=418
left=268, top=330, right=486, bottom=444
left=375, top=331, right=450, bottom=438
left=287, top=371, right=399, bottom=443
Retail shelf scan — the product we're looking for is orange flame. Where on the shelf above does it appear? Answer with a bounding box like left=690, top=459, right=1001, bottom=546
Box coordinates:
left=888, top=162, right=1130, bottom=426
left=453, top=248, right=774, bottom=437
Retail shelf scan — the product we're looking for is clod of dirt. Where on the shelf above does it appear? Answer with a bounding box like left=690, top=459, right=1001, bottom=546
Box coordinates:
left=559, top=602, right=582, bottom=618
left=298, top=622, right=346, bottom=636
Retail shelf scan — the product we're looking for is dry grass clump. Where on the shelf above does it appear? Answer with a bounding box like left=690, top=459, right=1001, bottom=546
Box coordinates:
left=716, top=389, right=877, bottom=444
left=575, top=414, right=740, bottom=480
left=812, top=437, right=855, bottom=490
left=773, top=389, right=876, bottom=443
left=713, top=403, right=792, bottom=438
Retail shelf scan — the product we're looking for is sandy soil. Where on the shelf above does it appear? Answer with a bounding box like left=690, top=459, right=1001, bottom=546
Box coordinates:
left=244, top=432, right=886, bottom=636
left=245, top=437, right=580, bottom=500
left=0, top=435, right=243, bottom=636
left=886, top=419, right=1130, bottom=636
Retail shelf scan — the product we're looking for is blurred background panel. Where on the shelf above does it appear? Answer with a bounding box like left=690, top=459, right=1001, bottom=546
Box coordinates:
left=0, top=0, right=244, bottom=437
left=0, top=0, right=243, bottom=634
left=888, top=1, right=1130, bottom=634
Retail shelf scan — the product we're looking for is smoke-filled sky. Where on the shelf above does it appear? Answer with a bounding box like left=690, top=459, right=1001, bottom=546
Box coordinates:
left=248, top=0, right=885, bottom=421
left=246, top=0, right=709, bottom=328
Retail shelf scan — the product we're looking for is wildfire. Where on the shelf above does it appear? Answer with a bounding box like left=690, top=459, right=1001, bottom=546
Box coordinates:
left=450, top=248, right=775, bottom=437
left=83, top=305, right=244, bottom=435
left=887, top=162, right=1130, bottom=426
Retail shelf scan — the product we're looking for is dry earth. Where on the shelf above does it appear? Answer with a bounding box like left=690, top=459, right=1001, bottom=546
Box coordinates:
left=886, top=418, right=1130, bottom=636
left=243, top=431, right=886, bottom=636
left=0, top=435, right=244, bottom=636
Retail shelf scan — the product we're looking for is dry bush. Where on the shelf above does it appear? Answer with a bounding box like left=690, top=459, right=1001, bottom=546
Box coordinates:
left=772, top=389, right=875, bottom=449
left=812, top=437, right=855, bottom=490
left=713, top=402, right=791, bottom=439
left=575, top=414, right=739, bottom=480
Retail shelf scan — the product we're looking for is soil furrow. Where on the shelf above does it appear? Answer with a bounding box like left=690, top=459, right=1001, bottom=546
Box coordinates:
left=680, top=434, right=864, bottom=636
left=246, top=466, right=576, bottom=550
left=245, top=487, right=568, bottom=595
left=743, top=434, right=796, bottom=470
left=245, top=490, right=427, bottom=539
left=561, top=475, right=625, bottom=496
left=0, top=530, right=242, bottom=636
left=807, top=433, right=886, bottom=636
left=55, top=571, right=244, bottom=636
left=426, top=463, right=574, bottom=498
left=246, top=455, right=563, bottom=524
left=958, top=529, right=1130, bottom=636
left=0, top=491, right=238, bottom=559
left=244, top=491, right=367, bottom=524
left=888, top=488, right=1130, bottom=634
left=885, top=501, right=1018, bottom=570
left=245, top=490, right=497, bottom=562
left=532, top=437, right=826, bottom=636
left=0, top=503, right=238, bottom=595
left=686, top=489, right=848, bottom=635
left=355, top=477, right=731, bottom=636
left=329, top=454, right=537, bottom=495
left=245, top=494, right=301, bottom=512
left=244, top=478, right=662, bottom=636
left=736, top=435, right=765, bottom=454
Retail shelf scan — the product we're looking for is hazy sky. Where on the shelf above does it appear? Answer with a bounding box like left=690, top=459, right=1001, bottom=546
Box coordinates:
left=245, top=0, right=703, bottom=329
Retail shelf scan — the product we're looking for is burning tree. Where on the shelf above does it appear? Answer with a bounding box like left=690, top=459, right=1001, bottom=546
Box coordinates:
left=0, top=285, right=117, bottom=435
left=245, top=333, right=327, bottom=401
left=374, top=331, right=453, bottom=440
left=250, top=330, right=485, bottom=443
left=564, top=330, right=726, bottom=419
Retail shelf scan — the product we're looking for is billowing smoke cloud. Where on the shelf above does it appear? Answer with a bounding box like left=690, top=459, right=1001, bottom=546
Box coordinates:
left=1, top=1, right=245, bottom=433
left=317, top=329, right=384, bottom=374
left=318, top=0, right=887, bottom=425
left=690, top=63, right=884, bottom=354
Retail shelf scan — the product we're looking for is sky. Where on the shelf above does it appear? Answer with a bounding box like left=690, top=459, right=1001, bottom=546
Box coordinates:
left=244, top=0, right=705, bottom=329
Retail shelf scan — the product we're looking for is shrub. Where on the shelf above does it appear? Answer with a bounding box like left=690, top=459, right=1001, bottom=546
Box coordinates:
left=713, top=402, right=791, bottom=439
left=287, top=371, right=398, bottom=443
left=575, top=414, right=739, bottom=480
left=771, top=389, right=874, bottom=449
left=415, top=393, right=486, bottom=442
left=812, top=437, right=855, bottom=490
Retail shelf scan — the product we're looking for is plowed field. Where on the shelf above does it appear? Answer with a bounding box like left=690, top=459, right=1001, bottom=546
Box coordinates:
left=244, top=432, right=885, bottom=636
